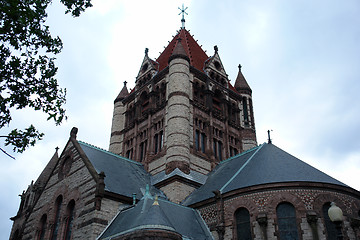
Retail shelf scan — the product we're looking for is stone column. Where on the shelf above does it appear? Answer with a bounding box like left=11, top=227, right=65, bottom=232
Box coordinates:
left=257, top=213, right=268, bottom=240
left=306, top=211, right=319, bottom=240
left=165, top=51, right=191, bottom=174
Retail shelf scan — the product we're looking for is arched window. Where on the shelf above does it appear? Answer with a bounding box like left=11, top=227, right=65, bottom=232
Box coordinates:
left=235, top=207, right=252, bottom=240
left=213, top=90, right=222, bottom=111
left=140, top=91, right=149, bottom=115
left=276, top=202, right=299, bottom=240
left=64, top=200, right=75, bottom=240
left=51, top=195, right=63, bottom=240
left=38, top=214, right=47, bottom=240
left=322, top=202, right=337, bottom=240
left=242, top=97, right=249, bottom=125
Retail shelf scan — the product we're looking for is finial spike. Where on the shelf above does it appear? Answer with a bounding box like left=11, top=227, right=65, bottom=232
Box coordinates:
left=267, top=130, right=273, bottom=144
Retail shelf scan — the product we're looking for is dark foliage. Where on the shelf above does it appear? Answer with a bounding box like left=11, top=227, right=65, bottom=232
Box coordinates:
left=0, top=0, right=92, bottom=156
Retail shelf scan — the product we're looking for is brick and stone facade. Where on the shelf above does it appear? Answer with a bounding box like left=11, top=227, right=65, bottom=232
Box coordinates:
left=10, top=132, right=130, bottom=240
left=9, top=27, right=360, bottom=240
left=195, top=183, right=360, bottom=240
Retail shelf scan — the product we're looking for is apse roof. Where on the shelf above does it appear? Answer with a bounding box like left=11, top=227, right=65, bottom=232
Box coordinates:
left=78, top=141, right=165, bottom=200
left=156, top=28, right=209, bottom=72
left=98, top=194, right=214, bottom=240
left=183, top=143, right=348, bottom=206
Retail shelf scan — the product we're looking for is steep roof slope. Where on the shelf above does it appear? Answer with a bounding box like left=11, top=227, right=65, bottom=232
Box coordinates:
left=156, top=28, right=209, bottom=72
left=234, top=65, right=251, bottom=93
left=183, top=143, right=348, bottom=206
left=98, top=195, right=213, bottom=240
left=78, top=141, right=165, bottom=200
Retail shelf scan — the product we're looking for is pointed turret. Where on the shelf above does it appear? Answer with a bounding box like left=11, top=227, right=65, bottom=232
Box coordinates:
left=168, top=38, right=190, bottom=63
left=166, top=36, right=191, bottom=175
left=114, top=81, right=129, bottom=103
left=234, top=64, right=252, bottom=94
left=109, top=81, right=128, bottom=154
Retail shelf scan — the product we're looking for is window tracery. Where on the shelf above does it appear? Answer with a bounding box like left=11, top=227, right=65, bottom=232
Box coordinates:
left=276, top=202, right=299, bottom=240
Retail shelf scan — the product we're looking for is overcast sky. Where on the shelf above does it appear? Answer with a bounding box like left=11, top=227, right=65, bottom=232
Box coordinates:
left=2, top=0, right=360, bottom=238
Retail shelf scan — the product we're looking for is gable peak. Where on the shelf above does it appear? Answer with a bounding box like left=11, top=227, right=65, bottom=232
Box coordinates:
left=70, top=127, right=78, bottom=139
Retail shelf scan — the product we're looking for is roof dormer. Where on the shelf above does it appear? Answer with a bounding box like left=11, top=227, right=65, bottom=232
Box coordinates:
left=135, top=48, right=159, bottom=88
left=204, top=46, right=229, bottom=87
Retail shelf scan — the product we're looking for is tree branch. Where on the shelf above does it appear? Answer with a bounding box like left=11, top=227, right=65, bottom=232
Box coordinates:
left=0, top=147, right=16, bottom=160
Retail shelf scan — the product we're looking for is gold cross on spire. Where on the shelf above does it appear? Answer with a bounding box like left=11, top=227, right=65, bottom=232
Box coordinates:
left=178, top=4, right=188, bottom=29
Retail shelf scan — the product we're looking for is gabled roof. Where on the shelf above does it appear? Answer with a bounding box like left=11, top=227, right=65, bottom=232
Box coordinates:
left=33, top=149, right=59, bottom=190
left=183, top=143, right=348, bottom=206
left=78, top=141, right=165, bottom=200
left=98, top=194, right=213, bottom=240
left=156, top=28, right=208, bottom=72
left=136, top=49, right=159, bottom=78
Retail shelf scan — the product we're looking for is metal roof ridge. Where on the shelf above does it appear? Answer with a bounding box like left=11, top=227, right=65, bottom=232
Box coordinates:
left=78, top=140, right=142, bottom=166
left=157, top=197, right=198, bottom=210
left=96, top=204, right=136, bottom=240
left=219, top=144, right=261, bottom=164
left=219, top=143, right=265, bottom=193
left=193, top=209, right=215, bottom=240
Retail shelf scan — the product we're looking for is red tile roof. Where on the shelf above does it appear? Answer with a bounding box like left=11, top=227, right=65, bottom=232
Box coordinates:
left=156, top=28, right=209, bottom=72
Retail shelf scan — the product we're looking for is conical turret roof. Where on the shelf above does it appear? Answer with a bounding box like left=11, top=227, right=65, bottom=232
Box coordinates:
left=114, top=81, right=129, bottom=103
left=234, top=64, right=251, bottom=93
left=168, top=38, right=190, bottom=63
left=156, top=28, right=208, bottom=72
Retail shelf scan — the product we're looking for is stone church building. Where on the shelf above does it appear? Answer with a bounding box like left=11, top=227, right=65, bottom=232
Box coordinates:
left=10, top=26, right=360, bottom=240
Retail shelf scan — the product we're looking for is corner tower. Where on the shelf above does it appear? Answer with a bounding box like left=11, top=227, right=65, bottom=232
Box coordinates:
left=165, top=38, right=192, bottom=174
left=108, top=28, right=257, bottom=202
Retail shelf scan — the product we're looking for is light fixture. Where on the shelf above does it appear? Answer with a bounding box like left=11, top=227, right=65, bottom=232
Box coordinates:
left=328, top=202, right=344, bottom=240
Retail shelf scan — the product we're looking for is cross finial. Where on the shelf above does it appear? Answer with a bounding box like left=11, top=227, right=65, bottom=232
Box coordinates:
left=145, top=48, right=149, bottom=56
left=178, top=4, right=188, bottom=29
left=124, top=81, right=127, bottom=87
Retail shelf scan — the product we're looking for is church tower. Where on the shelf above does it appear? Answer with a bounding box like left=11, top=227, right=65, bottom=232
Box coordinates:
left=109, top=27, right=257, bottom=202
